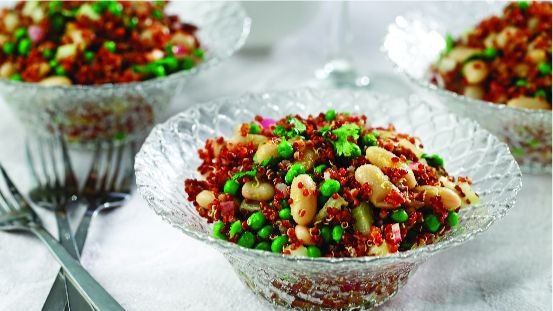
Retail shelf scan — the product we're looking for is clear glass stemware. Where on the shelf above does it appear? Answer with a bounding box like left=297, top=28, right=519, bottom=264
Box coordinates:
left=314, top=2, right=370, bottom=88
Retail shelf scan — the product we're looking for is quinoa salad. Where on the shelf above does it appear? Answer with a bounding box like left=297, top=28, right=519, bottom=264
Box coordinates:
left=0, top=0, right=204, bottom=86
left=430, top=1, right=552, bottom=110
left=184, top=111, right=479, bottom=258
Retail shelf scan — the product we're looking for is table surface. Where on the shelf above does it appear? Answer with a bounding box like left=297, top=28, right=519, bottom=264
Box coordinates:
left=0, top=2, right=551, bottom=311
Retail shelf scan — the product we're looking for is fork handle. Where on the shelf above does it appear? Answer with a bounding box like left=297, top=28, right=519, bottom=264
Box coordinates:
left=30, top=225, right=125, bottom=311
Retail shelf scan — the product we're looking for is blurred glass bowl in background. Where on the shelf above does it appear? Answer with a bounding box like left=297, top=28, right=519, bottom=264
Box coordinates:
left=0, top=1, right=250, bottom=145
left=135, top=89, right=521, bottom=310
left=383, top=2, right=552, bottom=174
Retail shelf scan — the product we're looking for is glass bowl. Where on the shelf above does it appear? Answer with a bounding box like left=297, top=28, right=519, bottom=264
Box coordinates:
left=382, top=2, right=552, bottom=174
left=135, top=89, right=522, bottom=310
left=0, top=1, right=250, bottom=145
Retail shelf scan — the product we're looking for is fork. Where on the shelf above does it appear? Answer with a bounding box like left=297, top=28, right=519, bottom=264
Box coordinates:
left=0, top=164, right=125, bottom=311
left=26, top=135, right=85, bottom=311
left=42, top=141, right=135, bottom=311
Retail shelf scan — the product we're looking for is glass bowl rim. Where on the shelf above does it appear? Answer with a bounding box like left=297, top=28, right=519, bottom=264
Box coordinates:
left=381, top=9, right=552, bottom=117
left=0, top=2, right=251, bottom=92
left=135, top=88, right=523, bottom=265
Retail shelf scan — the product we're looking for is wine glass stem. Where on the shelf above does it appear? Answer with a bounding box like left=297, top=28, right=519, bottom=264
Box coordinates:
left=316, top=1, right=369, bottom=87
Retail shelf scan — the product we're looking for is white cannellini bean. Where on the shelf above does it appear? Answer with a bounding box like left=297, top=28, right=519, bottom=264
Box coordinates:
left=296, top=147, right=317, bottom=171
left=437, top=57, right=457, bottom=74
left=295, top=225, right=316, bottom=245
left=448, top=47, right=483, bottom=63
left=527, top=49, right=546, bottom=64
left=365, top=146, right=417, bottom=189
left=241, top=181, right=275, bottom=201
left=414, top=185, right=462, bottom=211
left=463, top=60, right=489, bottom=85
left=39, top=76, right=72, bottom=86
left=495, top=26, right=518, bottom=48
left=231, top=125, right=268, bottom=146
left=254, top=140, right=279, bottom=163
left=463, top=85, right=485, bottom=100
left=4, top=13, right=19, bottom=32
left=483, top=33, right=496, bottom=48
left=507, top=96, right=551, bottom=110
left=0, top=62, right=16, bottom=79
left=290, top=174, right=317, bottom=225
left=196, top=190, right=215, bottom=209
left=354, top=164, right=403, bottom=209
left=170, top=32, right=196, bottom=49
left=284, top=245, right=308, bottom=257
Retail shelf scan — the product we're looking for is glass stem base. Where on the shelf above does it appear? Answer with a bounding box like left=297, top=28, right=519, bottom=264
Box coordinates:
left=315, top=58, right=370, bottom=88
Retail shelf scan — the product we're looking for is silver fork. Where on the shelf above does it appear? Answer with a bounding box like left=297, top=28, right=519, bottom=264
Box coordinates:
left=26, top=136, right=84, bottom=311
left=0, top=164, right=125, bottom=311
left=42, top=141, right=135, bottom=311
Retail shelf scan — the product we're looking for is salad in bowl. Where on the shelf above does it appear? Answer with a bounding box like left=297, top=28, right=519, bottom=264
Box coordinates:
left=136, top=89, right=521, bottom=310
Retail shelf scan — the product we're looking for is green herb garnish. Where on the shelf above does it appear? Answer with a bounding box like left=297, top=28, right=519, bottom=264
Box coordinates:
left=330, top=124, right=362, bottom=157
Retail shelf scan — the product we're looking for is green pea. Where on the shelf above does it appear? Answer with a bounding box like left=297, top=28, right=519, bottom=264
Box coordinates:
left=255, top=241, right=271, bottom=251
left=278, top=140, right=294, bottom=158
left=247, top=212, right=266, bottom=231
left=281, top=199, right=290, bottom=209
left=9, top=74, right=23, bottom=82
left=271, top=235, right=288, bottom=253
left=151, top=64, right=166, bottom=77
left=48, top=1, right=62, bottom=15
left=391, top=209, right=408, bottom=223
left=42, top=48, right=53, bottom=59
left=332, top=225, right=343, bottom=243
left=128, top=16, right=139, bottom=30
left=108, top=1, right=123, bottom=16
left=314, top=164, right=327, bottom=175
left=14, top=28, right=27, bottom=40
left=160, top=56, right=179, bottom=72
left=518, top=1, right=529, bottom=10
left=515, top=79, right=527, bottom=87
left=54, top=65, right=66, bottom=76
left=103, top=41, right=116, bottom=53
left=446, top=211, right=459, bottom=227
left=483, top=47, right=497, bottom=59
left=307, top=246, right=322, bottom=258
left=324, top=109, right=336, bottom=121
left=193, top=48, right=204, bottom=59
left=362, top=133, right=378, bottom=147
left=424, top=214, right=440, bottom=233
left=229, top=220, right=243, bottom=238
left=249, top=123, right=262, bottom=134
left=535, top=89, right=547, bottom=99
left=2, top=42, right=15, bottom=55
left=152, top=8, right=163, bottom=20
left=180, top=57, right=195, bottom=70
left=285, top=163, right=306, bottom=184
left=212, top=221, right=226, bottom=240
left=320, top=179, right=340, bottom=197
left=278, top=207, right=292, bottom=220
left=49, top=59, right=59, bottom=68
left=421, top=153, right=444, bottom=168
left=257, top=225, right=273, bottom=239
left=84, top=51, right=95, bottom=63
left=320, top=226, right=331, bottom=243
left=17, top=38, right=32, bottom=56
left=237, top=231, right=255, bottom=248
left=538, top=62, right=552, bottom=75
left=223, top=179, right=240, bottom=196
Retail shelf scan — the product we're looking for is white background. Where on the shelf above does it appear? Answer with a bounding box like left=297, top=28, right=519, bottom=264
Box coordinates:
left=0, top=2, right=551, bottom=311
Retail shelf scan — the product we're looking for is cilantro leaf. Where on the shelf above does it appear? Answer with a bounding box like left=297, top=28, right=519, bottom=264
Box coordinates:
left=231, top=167, right=257, bottom=180
left=330, top=124, right=362, bottom=157
left=273, top=117, right=306, bottom=138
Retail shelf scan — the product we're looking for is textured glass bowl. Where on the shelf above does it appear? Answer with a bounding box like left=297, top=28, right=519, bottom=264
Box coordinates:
left=382, top=2, right=552, bottom=174
left=135, top=89, right=522, bottom=310
left=0, top=1, right=250, bottom=145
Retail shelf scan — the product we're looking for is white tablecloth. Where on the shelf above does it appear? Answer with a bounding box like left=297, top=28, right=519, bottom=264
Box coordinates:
left=0, top=2, right=551, bottom=311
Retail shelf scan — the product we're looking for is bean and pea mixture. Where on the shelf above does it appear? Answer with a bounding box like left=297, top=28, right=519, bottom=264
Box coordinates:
left=430, top=1, right=552, bottom=110
left=0, top=1, right=203, bottom=85
left=185, top=111, right=479, bottom=258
